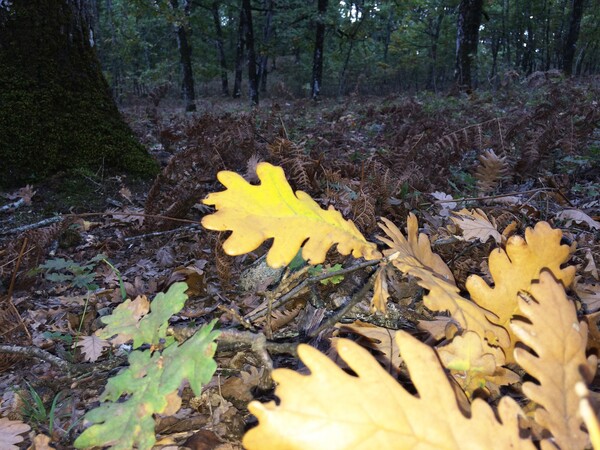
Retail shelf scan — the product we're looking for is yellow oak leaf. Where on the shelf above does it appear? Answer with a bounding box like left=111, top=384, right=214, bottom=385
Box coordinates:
left=244, top=334, right=535, bottom=450
left=378, top=214, right=509, bottom=347
left=512, top=271, right=597, bottom=450
left=466, top=221, right=575, bottom=361
left=202, top=162, right=381, bottom=268
left=436, top=330, right=519, bottom=398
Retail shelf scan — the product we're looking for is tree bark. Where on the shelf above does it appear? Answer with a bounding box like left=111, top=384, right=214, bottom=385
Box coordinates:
left=242, top=0, right=258, bottom=105
left=170, top=0, right=196, bottom=111
left=311, top=0, right=328, bottom=100
left=233, top=2, right=246, bottom=98
left=0, top=0, right=157, bottom=188
left=562, top=0, right=585, bottom=76
left=211, top=1, right=229, bottom=96
left=454, top=0, right=484, bottom=90
left=257, top=0, right=274, bottom=93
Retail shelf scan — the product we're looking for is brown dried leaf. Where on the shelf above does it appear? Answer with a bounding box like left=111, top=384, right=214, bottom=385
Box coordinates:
left=76, top=335, right=109, bottom=362
left=338, top=320, right=402, bottom=371
left=371, top=266, right=390, bottom=313
left=512, top=271, right=597, bottom=450
left=557, top=209, right=600, bottom=230
left=574, top=278, right=600, bottom=313
left=451, top=209, right=502, bottom=244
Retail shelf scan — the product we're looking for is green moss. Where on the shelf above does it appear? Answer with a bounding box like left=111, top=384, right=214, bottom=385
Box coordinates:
left=0, top=0, right=158, bottom=188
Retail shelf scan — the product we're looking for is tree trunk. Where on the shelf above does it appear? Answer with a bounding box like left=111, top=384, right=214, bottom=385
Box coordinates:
left=233, top=3, right=246, bottom=98
left=311, top=0, right=328, bottom=100
left=455, top=0, right=484, bottom=90
left=0, top=0, right=157, bottom=188
left=242, top=0, right=258, bottom=105
left=562, top=0, right=585, bottom=76
left=257, top=0, right=274, bottom=93
left=211, top=2, right=229, bottom=96
left=170, top=0, right=196, bottom=111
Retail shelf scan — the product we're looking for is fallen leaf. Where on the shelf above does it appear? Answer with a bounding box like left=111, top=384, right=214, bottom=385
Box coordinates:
left=371, top=266, right=390, bottom=313
left=512, top=271, right=597, bottom=450
left=556, top=209, right=600, bottom=230
left=379, top=214, right=509, bottom=347
left=244, top=335, right=535, bottom=450
left=436, top=331, right=519, bottom=398
left=451, top=208, right=502, bottom=244
left=574, top=278, right=600, bottom=314
left=202, top=162, right=381, bottom=268
left=466, top=221, right=575, bottom=361
left=76, top=335, right=109, bottom=362
left=0, top=417, right=30, bottom=450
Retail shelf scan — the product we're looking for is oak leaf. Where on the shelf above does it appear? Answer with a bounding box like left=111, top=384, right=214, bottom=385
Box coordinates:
left=378, top=214, right=509, bottom=346
left=202, top=162, right=381, bottom=268
left=512, top=271, right=597, bottom=450
left=76, top=335, right=109, bottom=362
left=466, top=222, right=576, bottom=360
left=436, top=330, right=519, bottom=398
left=244, top=334, right=534, bottom=450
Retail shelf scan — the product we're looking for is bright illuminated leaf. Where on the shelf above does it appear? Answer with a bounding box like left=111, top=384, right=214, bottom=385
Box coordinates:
left=202, top=162, right=381, bottom=268
left=512, top=271, right=597, bottom=450
left=244, top=334, right=534, bottom=450
left=378, top=214, right=509, bottom=347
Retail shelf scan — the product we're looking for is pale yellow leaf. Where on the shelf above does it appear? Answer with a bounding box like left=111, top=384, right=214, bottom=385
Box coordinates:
left=466, top=221, right=575, bottom=361
left=378, top=214, right=509, bottom=347
left=202, top=163, right=381, bottom=268
left=0, top=417, right=30, bottom=450
left=244, top=334, right=534, bottom=450
left=451, top=208, right=502, bottom=243
left=512, top=271, right=597, bottom=450
left=76, top=335, right=109, bottom=362
left=436, top=330, right=519, bottom=398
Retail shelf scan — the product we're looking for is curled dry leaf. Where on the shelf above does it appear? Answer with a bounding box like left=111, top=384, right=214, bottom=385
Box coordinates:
left=556, top=209, right=600, bottom=230
left=512, top=271, right=597, bottom=450
left=244, top=334, right=534, bottom=450
left=371, top=265, right=390, bottom=313
left=202, top=162, right=381, bottom=268
left=378, top=214, right=509, bottom=347
left=466, top=221, right=575, bottom=361
left=574, top=278, right=600, bottom=313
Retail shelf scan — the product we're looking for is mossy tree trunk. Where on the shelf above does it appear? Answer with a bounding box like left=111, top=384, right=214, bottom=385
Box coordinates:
left=0, top=0, right=158, bottom=188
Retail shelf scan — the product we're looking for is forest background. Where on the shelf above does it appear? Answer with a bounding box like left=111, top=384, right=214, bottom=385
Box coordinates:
left=96, top=0, right=597, bottom=106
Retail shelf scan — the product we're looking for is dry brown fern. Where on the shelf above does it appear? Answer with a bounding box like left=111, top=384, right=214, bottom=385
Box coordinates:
left=475, top=149, right=509, bottom=194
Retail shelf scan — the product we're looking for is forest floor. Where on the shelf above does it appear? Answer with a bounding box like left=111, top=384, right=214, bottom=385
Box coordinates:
left=0, top=77, right=599, bottom=449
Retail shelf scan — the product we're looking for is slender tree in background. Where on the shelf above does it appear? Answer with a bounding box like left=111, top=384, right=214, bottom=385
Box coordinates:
left=562, top=0, right=585, bottom=76
left=170, top=0, right=196, bottom=111
left=233, top=2, right=246, bottom=98
left=257, top=0, right=274, bottom=93
left=211, top=1, right=229, bottom=96
left=454, top=0, right=483, bottom=90
left=311, top=0, right=328, bottom=100
left=0, top=0, right=156, bottom=188
left=242, top=0, right=259, bottom=105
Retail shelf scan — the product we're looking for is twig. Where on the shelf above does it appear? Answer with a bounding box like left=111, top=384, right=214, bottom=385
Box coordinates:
left=421, top=187, right=555, bottom=206
left=0, top=216, right=62, bottom=235
left=0, top=198, right=25, bottom=212
left=124, top=224, right=201, bottom=241
left=244, top=259, right=380, bottom=322
left=309, top=270, right=377, bottom=338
